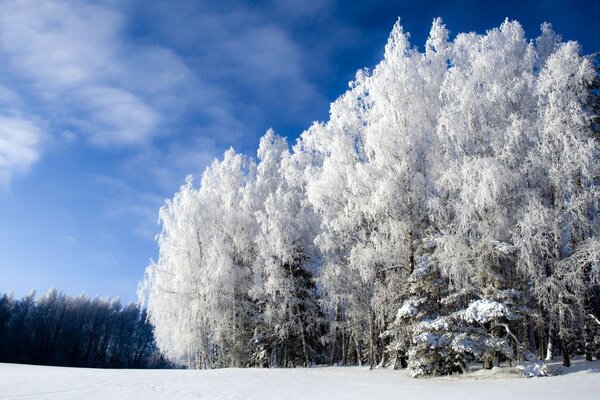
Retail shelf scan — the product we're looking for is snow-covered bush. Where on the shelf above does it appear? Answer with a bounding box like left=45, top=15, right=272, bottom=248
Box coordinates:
left=407, top=301, right=516, bottom=377
left=516, top=361, right=548, bottom=377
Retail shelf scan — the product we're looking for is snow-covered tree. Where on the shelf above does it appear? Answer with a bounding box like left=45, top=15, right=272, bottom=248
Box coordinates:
left=139, top=177, right=207, bottom=367
left=251, top=130, right=323, bottom=367
left=514, top=40, right=599, bottom=366
left=141, top=18, right=599, bottom=375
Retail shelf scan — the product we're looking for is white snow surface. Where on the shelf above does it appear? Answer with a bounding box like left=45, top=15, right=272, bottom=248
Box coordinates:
left=1, top=358, right=599, bottom=400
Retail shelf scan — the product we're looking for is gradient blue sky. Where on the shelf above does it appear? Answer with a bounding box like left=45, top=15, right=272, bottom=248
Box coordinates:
left=0, top=0, right=598, bottom=304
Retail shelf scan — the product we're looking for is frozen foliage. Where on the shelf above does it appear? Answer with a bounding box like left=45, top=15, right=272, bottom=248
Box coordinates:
left=397, top=300, right=419, bottom=319
left=463, top=300, right=514, bottom=324
left=140, top=17, right=600, bottom=376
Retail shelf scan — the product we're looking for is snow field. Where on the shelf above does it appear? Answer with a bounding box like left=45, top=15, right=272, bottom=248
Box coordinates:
left=1, top=358, right=599, bottom=400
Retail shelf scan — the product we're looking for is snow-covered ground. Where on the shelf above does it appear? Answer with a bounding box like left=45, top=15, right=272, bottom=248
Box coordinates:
left=1, top=358, right=599, bottom=400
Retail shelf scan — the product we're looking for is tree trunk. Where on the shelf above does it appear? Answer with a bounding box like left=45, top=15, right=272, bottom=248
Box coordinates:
left=408, top=228, right=415, bottom=275
left=561, top=338, right=571, bottom=367
left=329, top=330, right=336, bottom=365
left=522, top=319, right=530, bottom=361
left=300, top=326, right=309, bottom=367
left=529, top=323, right=537, bottom=358
left=378, top=348, right=386, bottom=368
left=537, top=326, right=544, bottom=359
left=584, top=317, right=594, bottom=361
left=483, top=355, right=494, bottom=370
left=545, top=327, right=554, bottom=360
left=392, top=351, right=399, bottom=370
left=368, top=312, right=376, bottom=370
left=354, top=335, right=362, bottom=366
left=400, top=354, right=408, bottom=368
left=341, top=330, right=347, bottom=366
left=558, top=297, right=570, bottom=367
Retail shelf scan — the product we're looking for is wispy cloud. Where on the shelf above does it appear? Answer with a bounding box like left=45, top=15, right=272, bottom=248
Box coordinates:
left=0, top=0, right=340, bottom=190
left=0, top=114, right=43, bottom=186
left=144, top=1, right=329, bottom=133
left=76, top=86, right=159, bottom=146
left=0, top=0, right=194, bottom=150
left=0, top=1, right=121, bottom=91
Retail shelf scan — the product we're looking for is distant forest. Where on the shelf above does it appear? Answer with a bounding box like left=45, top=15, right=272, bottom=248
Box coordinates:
left=0, top=289, right=169, bottom=369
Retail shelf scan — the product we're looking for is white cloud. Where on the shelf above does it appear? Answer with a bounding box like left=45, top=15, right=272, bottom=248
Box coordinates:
left=0, top=1, right=121, bottom=91
left=151, top=3, right=328, bottom=130
left=0, top=0, right=192, bottom=148
left=0, top=115, right=43, bottom=186
left=0, top=0, right=330, bottom=188
left=76, top=86, right=159, bottom=146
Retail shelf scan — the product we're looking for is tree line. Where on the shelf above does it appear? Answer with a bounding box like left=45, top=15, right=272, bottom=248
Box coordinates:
left=0, top=289, right=169, bottom=368
left=139, top=18, right=600, bottom=376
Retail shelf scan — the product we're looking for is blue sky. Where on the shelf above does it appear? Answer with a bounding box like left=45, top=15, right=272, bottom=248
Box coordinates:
left=0, top=0, right=598, bottom=304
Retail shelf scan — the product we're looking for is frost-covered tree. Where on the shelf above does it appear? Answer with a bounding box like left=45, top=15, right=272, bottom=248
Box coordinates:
left=141, top=18, right=599, bottom=375
left=308, top=19, right=451, bottom=369
left=514, top=40, right=599, bottom=366
left=139, top=177, right=207, bottom=368
left=141, top=149, right=258, bottom=368
left=198, top=149, right=258, bottom=367
left=251, top=130, right=323, bottom=367
left=432, top=20, right=535, bottom=295
left=302, top=72, right=376, bottom=366
left=357, top=20, right=448, bottom=367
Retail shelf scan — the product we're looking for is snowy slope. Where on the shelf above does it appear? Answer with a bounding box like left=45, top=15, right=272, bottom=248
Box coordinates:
left=1, top=359, right=599, bottom=400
